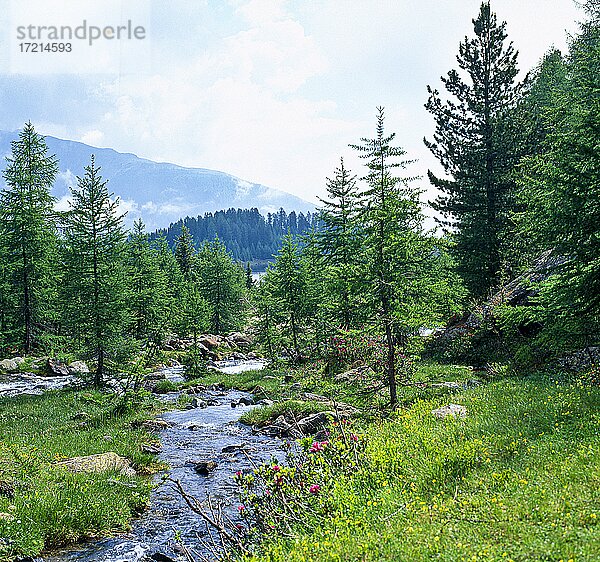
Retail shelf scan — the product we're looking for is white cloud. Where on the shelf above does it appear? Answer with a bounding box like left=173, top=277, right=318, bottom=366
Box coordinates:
left=81, top=0, right=350, bottom=204
left=141, top=200, right=158, bottom=212
left=80, top=129, right=105, bottom=146
left=26, top=0, right=581, bottom=213
left=236, top=0, right=288, bottom=25
left=116, top=198, right=139, bottom=217
left=57, top=169, right=77, bottom=189
left=54, top=193, right=73, bottom=212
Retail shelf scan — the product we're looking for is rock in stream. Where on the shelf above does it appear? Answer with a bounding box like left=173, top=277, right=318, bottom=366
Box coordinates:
left=45, top=363, right=280, bottom=562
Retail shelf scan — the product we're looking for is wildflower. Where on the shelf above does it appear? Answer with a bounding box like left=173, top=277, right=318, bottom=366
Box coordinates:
left=238, top=505, right=245, bottom=512
left=274, top=475, right=283, bottom=486
left=271, top=464, right=281, bottom=472
left=309, top=484, right=320, bottom=494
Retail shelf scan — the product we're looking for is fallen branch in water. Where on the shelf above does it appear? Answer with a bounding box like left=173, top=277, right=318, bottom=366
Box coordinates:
left=168, top=477, right=249, bottom=556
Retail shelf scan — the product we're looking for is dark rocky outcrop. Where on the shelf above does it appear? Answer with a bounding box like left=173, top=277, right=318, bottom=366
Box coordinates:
left=46, top=358, right=70, bottom=376
left=190, top=460, right=218, bottom=476
left=296, top=412, right=333, bottom=434
left=558, top=346, right=600, bottom=371
left=148, top=552, right=177, bottom=562
left=437, top=251, right=566, bottom=343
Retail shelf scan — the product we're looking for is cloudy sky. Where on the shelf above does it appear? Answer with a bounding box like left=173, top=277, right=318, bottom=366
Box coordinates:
left=0, top=0, right=584, bottom=212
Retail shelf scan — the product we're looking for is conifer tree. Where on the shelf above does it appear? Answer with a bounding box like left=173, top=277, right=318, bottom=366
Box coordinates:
left=518, top=12, right=600, bottom=352
left=127, top=219, right=169, bottom=343
left=0, top=235, right=16, bottom=350
left=175, top=225, right=196, bottom=280
left=500, top=48, right=567, bottom=274
left=424, top=2, right=528, bottom=297
left=61, top=156, right=128, bottom=387
left=0, top=122, right=59, bottom=352
left=271, top=233, right=306, bottom=359
left=196, top=237, right=245, bottom=334
left=253, top=273, right=280, bottom=359
left=179, top=282, right=210, bottom=377
left=301, top=230, right=331, bottom=354
left=317, top=158, right=362, bottom=329
left=154, top=234, right=184, bottom=327
left=245, top=262, right=254, bottom=290
left=352, top=107, right=436, bottom=408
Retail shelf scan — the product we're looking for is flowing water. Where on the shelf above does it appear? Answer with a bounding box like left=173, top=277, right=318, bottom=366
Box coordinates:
left=0, top=372, right=75, bottom=397
left=32, top=360, right=279, bottom=562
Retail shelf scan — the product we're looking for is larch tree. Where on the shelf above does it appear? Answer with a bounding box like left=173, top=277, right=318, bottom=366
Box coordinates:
left=61, top=156, right=129, bottom=387
left=154, top=234, right=185, bottom=329
left=271, top=233, right=306, bottom=360
left=175, top=225, right=196, bottom=281
left=351, top=107, right=438, bottom=408
left=317, top=158, right=362, bottom=329
left=424, top=1, right=528, bottom=297
left=196, top=237, right=245, bottom=334
left=0, top=122, right=59, bottom=352
left=127, top=219, right=170, bottom=344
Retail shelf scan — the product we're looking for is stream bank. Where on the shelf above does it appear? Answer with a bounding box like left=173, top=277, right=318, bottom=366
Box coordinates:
left=42, top=361, right=279, bottom=562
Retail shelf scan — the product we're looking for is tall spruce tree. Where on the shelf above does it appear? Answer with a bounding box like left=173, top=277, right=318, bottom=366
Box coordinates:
left=501, top=48, right=567, bottom=274
left=0, top=122, right=59, bottom=352
left=61, top=156, right=128, bottom=387
left=424, top=2, right=527, bottom=297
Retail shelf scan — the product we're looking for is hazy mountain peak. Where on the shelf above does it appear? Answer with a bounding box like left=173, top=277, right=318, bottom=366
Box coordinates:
left=0, top=131, right=314, bottom=230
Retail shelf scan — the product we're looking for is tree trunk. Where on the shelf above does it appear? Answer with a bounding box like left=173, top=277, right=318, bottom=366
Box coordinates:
left=95, top=348, right=104, bottom=388
left=383, top=312, right=397, bottom=409
left=23, top=271, right=32, bottom=353
left=290, top=311, right=299, bottom=360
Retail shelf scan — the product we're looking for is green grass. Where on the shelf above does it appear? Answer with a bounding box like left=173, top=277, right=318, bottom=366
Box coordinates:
left=239, top=399, right=330, bottom=426
left=153, top=379, right=179, bottom=393
left=0, top=390, right=162, bottom=560
left=198, top=368, right=287, bottom=397
left=242, top=374, right=600, bottom=562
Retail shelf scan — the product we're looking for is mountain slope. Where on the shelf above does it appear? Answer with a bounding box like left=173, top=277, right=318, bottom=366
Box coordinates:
left=0, top=131, right=314, bottom=230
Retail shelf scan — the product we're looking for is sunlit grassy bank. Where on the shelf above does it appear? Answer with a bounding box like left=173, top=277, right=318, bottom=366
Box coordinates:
left=201, top=365, right=599, bottom=561
left=0, top=390, right=161, bottom=560
left=243, top=376, right=599, bottom=561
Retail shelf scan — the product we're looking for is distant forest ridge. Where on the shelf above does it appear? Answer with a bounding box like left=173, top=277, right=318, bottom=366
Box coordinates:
left=152, top=207, right=319, bottom=267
